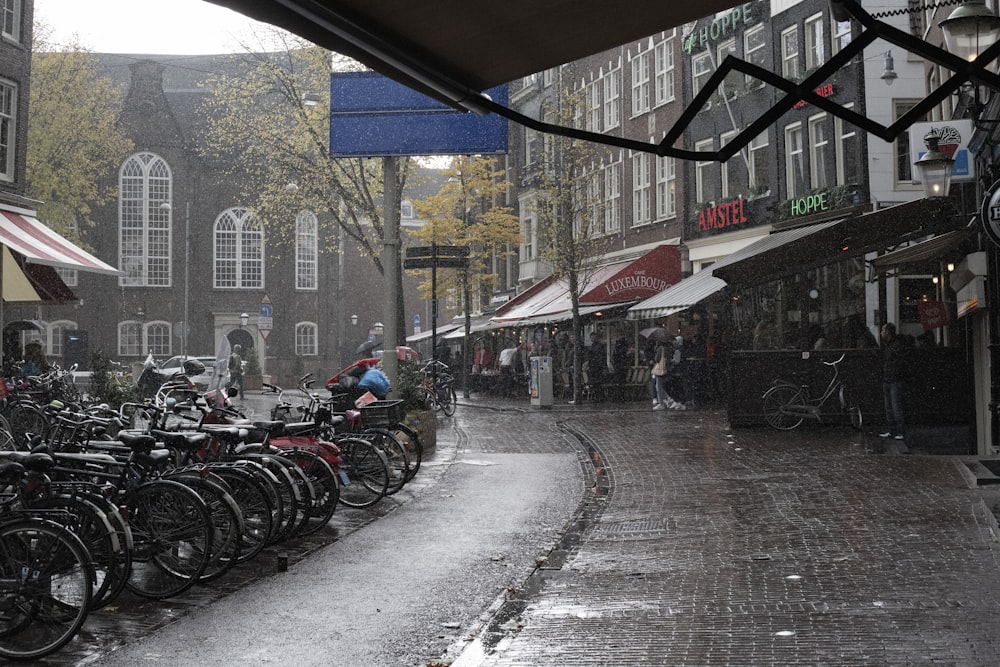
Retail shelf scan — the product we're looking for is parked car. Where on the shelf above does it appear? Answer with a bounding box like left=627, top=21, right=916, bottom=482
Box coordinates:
left=160, top=355, right=219, bottom=390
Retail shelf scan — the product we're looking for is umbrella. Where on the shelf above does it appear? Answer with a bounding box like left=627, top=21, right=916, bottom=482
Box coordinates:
left=396, top=346, right=420, bottom=361
left=640, top=327, right=670, bottom=342
left=356, top=340, right=377, bottom=355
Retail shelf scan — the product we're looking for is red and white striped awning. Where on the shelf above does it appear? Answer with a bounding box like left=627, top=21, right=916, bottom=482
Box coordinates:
left=0, top=210, right=120, bottom=276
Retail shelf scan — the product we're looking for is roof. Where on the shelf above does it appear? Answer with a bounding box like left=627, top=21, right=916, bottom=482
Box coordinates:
left=205, top=1, right=741, bottom=108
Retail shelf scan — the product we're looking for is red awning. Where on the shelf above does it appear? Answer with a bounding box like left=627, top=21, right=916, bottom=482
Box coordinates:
left=0, top=210, right=120, bottom=276
left=580, top=244, right=681, bottom=304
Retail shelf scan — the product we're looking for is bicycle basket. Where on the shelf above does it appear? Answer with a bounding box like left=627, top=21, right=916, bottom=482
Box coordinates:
left=357, top=399, right=405, bottom=428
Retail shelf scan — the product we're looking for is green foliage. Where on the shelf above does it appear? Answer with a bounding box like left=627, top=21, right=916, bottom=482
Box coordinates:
left=28, top=23, right=134, bottom=241
left=396, top=359, right=431, bottom=412
left=89, top=349, right=139, bottom=409
left=244, top=352, right=262, bottom=376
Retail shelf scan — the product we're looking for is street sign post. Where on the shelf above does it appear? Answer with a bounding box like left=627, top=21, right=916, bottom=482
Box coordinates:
left=259, top=293, right=273, bottom=342
left=403, top=246, right=470, bottom=362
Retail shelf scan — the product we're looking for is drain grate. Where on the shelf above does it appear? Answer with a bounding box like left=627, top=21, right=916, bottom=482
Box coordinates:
left=592, top=519, right=671, bottom=539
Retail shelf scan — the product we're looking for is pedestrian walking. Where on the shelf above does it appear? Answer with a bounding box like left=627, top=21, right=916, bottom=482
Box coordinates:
left=651, top=336, right=684, bottom=411
left=228, top=344, right=245, bottom=399
left=879, top=322, right=907, bottom=440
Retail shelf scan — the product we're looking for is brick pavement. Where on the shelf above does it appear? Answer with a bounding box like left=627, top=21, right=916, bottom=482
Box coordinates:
left=446, top=398, right=1000, bottom=666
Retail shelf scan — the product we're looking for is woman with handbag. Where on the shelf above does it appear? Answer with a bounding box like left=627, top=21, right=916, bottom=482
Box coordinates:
left=652, top=338, right=684, bottom=411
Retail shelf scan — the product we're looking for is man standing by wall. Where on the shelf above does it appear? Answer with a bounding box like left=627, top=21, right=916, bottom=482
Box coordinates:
left=879, top=323, right=907, bottom=441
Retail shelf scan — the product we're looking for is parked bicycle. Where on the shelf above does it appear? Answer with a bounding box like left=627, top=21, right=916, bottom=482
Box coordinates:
left=761, top=353, right=863, bottom=431
left=419, top=360, right=456, bottom=416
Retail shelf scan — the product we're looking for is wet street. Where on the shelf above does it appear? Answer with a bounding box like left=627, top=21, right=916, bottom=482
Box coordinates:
left=22, top=397, right=1000, bottom=666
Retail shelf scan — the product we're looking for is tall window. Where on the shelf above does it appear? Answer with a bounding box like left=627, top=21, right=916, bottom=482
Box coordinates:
left=214, top=207, right=263, bottom=288
left=835, top=103, right=858, bottom=186
left=744, top=25, right=766, bottom=88
left=655, top=155, right=676, bottom=219
left=587, top=171, right=602, bottom=231
left=586, top=80, right=601, bottom=131
left=804, top=14, right=825, bottom=72
left=0, top=79, right=16, bottom=182
left=295, top=322, right=318, bottom=356
left=118, top=322, right=142, bottom=357
left=785, top=123, right=806, bottom=198
left=295, top=210, right=318, bottom=290
left=54, top=219, right=79, bottom=286
left=48, top=320, right=76, bottom=357
left=602, top=64, right=621, bottom=131
left=524, top=127, right=541, bottom=166
left=781, top=26, right=800, bottom=80
left=520, top=197, right=537, bottom=262
left=604, top=159, right=621, bottom=233
left=748, top=131, right=770, bottom=194
left=692, top=52, right=713, bottom=108
left=894, top=100, right=922, bottom=185
left=117, top=321, right=170, bottom=356
left=2, top=0, right=20, bottom=43
left=832, top=18, right=852, bottom=54
left=653, top=35, right=674, bottom=105
left=809, top=113, right=829, bottom=189
left=717, top=39, right=738, bottom=100
left=119, top=152, right=171, bottom=287
left=632, top=153, right=651, bottom=226
left=631, top=44, right=651, bottom=116
left=720, top=130, right=739, bottom=199
left=695, top=138, right=715, bottom=203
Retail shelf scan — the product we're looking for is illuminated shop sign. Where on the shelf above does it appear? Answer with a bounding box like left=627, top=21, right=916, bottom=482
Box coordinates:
left=682, top=3, right=758, bottom=54
left=792, top=83, right=836, bottom=109
left=789, top=192, right=830, bottom=217
left=697, top=198, right=748, bottom=232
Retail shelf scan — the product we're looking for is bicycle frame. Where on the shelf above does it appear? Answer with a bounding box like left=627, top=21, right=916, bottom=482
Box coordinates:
left=767, top=354, right=847, bottom=421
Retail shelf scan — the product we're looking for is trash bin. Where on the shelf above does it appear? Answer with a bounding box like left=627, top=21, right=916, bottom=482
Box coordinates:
left=530, top=356, right=552, bottom=409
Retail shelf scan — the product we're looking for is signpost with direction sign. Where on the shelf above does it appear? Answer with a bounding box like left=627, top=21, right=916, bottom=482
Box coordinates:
left=404, top=245, right=470, bottom=362
left=259, top=293, right=273, bottom=341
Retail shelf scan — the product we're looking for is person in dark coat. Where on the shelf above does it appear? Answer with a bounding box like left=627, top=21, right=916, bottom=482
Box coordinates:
left=879, top=322, right=907, bottom=441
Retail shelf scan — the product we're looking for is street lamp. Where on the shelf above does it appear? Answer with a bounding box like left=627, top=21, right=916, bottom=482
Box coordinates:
left=160, top=201, right=191, bottom=356
left=940, top=0, right=1000, bottom=62
left=240, top=312, right=249, bottom=329
left=914, top=130, right=956, bottom=199
left=351, top=314, right=358, bottom=326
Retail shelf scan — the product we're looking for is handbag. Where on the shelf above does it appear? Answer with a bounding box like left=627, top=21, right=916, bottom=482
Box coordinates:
left=651, top=354, right=668, bottom=377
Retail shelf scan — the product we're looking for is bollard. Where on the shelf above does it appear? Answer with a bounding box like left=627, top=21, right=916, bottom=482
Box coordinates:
left=277, top=553, right=288, bottom=572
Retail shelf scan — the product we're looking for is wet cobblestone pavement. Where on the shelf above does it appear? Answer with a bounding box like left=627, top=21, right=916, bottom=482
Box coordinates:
left=26, top=396, right=1000, bottom=666
left=448, top=402, right=1000, bottom=666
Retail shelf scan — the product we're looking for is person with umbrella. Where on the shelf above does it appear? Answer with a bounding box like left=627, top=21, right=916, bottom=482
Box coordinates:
left=642, top=325, right=683, bottom=411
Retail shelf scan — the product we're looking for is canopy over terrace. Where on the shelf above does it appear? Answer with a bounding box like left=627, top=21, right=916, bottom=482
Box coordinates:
left=493, top=244, right=681, bottom=326
left=0, top=207, right=121, bottom=329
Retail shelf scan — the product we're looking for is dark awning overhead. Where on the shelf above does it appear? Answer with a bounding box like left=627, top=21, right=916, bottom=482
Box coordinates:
left=870, top=227, right=976, bottom=272
left=205, top=1, right=739, bottom=109
left=713, top=199, right=960, bottom=287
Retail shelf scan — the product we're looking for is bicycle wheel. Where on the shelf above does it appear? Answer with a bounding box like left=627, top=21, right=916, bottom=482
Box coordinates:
left=208, top=465, right=273, bottom=563
left=124, top=479, right=213, bottom=600
left=0, top=414, right=16, bottom=452
left=397, top=424, right=423, bottom=482
left=439, top=385, right=457, bottom=416
left=335, top=437, right=390, bottom=509
left=278, top=447, right=339, bottom=536
left=161, top=471, right=244, bottom=583
left=363, top=430, right=409, bottom=495
left=4, top=401, right=48, bottom=448
left=30, top=494, right=125, bottom=611
left=0, top=518, right=93, bottom=661
left=839, top=385, right=864, bottom=430
left=418, top=387, right=439, bottom=412
left=761, top=385, right=805, bottom=430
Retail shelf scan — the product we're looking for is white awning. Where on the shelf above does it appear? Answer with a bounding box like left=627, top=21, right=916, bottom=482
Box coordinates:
left=0, top=210, right=121, bottom=276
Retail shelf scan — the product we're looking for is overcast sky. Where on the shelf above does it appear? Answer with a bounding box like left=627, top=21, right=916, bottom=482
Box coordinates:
left=35, top=0, right=270, bottom=54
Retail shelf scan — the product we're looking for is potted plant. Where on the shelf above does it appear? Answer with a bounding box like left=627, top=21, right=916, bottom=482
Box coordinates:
left=243, top=352, right=263, bottom=391
left=396, top=360, right=437, bottom=450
